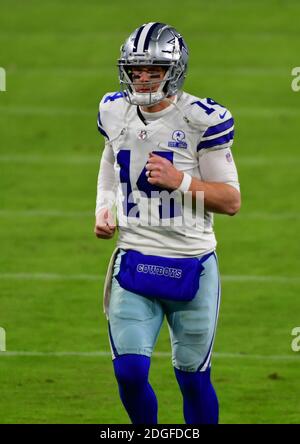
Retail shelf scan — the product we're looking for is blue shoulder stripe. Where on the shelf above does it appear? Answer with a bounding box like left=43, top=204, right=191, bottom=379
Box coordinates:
left=97, top=112, right=109, bottom=139
left=203, top=117, right=234, bottom=137
left=197, top=130, right=234, bottom=150
left=97, top=111, right=103, bottom=127
left=97, top=125, right=109, bottom=139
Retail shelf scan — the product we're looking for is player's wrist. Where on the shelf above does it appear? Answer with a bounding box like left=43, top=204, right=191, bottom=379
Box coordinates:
left=177, top=172, right=192, bottom=193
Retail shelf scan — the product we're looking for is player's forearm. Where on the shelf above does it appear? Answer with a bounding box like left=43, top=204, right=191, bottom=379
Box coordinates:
left=188, top=176, right=241, bottom=216
left=95, top=147, right=117, bottom=215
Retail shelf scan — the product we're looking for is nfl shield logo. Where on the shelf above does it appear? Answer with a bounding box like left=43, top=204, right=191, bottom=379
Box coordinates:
left=226, top=152, right=233, bottom=163
left=138, top=130, right=148, bottom=140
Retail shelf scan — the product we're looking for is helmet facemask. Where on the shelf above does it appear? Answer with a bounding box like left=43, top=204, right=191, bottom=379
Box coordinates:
left=119, top=62, right=176, bottom=106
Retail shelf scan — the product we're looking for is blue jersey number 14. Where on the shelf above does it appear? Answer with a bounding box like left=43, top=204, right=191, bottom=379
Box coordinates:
left=117, top=150, right=181, bottom=219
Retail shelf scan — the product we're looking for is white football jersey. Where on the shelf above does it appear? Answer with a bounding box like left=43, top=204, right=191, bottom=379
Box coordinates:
left=96, top=91, right=239, bottom=257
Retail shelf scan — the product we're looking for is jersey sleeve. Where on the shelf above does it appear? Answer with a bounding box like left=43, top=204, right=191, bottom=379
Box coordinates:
left=97, top=109, right=109, bottom=139
left=96, top=92, right=126, bottom=213
left=198, top=147, right=240, bottom=192
left=96, top=93, right=112, bottom=140
left=96, top=91, right=126, bottom=141
left=195, top=98, right=235, bottom=153
left=95, top=143, right=117, bottom=215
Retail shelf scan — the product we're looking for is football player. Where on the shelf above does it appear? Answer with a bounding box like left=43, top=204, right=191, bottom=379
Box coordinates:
left=95, top=22, right=241, bottom=424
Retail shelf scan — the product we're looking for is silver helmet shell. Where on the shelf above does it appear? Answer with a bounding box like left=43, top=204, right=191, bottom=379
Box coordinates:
left=118, top=22, right=189, bottom=106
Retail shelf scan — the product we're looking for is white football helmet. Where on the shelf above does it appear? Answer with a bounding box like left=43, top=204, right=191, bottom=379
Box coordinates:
left=118, top=22, right=189, bottom=106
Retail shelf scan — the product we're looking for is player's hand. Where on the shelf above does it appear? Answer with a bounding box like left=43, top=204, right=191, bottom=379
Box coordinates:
left=94, top=208, right=116, bottom=239
left=145, top=152, right=184, bottom=189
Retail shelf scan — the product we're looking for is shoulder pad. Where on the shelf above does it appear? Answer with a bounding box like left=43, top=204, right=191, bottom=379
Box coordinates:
left=97, top=91, right=127, bottom=140
left=184, top=96, right=234, bottom=152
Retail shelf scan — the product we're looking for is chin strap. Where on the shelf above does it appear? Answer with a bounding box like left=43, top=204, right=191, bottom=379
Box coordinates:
left=130, top=90, right=165, bottom=106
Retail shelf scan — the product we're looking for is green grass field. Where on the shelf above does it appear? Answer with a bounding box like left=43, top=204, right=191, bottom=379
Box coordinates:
left=1, top=0, right=300, bottom=424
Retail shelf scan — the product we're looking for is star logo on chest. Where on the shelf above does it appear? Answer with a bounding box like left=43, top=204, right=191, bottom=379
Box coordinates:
left=168, top=130, right=188, bottom=149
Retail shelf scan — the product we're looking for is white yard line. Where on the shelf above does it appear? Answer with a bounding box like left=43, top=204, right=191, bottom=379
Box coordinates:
left=236, top=213, right=300, bottom=220
left=0, top=350, right=298, bottom=361
left=1, top=209, right=295, bottom=218
left=0, top=106, right=299, bottom=117
left=0, top=155, right=98, bottom=164
left=0, top=273, right=102, bottom=281
left=0, top=209, right=299, bottom=220
left=0, top=210, right=93, bottom=217
left=0, top=106, right=93, bottom=116
left=221, top=275, right=300, bottom=284
left=0, top=272, right=299, bottom=284
left=1, top=155, right=300, bottom=166
left=236, top=157, right=300, bottom=165
left=1, top=65, right=291, bottom=77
